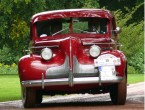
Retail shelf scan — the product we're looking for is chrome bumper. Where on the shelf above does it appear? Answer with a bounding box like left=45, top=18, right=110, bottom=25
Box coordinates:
left=21, top=76, right=123, bottom=88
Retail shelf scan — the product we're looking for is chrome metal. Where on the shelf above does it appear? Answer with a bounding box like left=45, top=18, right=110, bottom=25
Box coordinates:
left=83, top=42, right=121, bottom=46
left=22, top=78, right=69, bottom=87
left=52, top=27, right=69, bottom=36
left=98, top=70, right=101, bottom=86
left=73, top=76, right=122, bottom=84
left=69, top=71, right=73, bottom=87
left=21, top=76, right=123, bottom=87
left=31, top=45, right=59, bottom=49
left=114, top=27, right=121, bottom=33
left=42, top=73, right=44, bottom=89
left=46, top=56, right=70, bottom=78
left=69, top=36, right=73, bottom=70
left=73, top=56, right=98, bottom=77
left=25, top=49, right=31, bottom=52
left=46, top=55, right=98, bottom=78
left=69, top=36, right=74, bottom=86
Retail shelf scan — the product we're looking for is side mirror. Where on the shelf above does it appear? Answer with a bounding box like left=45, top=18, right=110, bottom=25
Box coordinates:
left=114, top=27, right=121, bottom=34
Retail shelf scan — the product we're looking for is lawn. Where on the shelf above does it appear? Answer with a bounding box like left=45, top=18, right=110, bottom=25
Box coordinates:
left=128, top=74, right=144, bottom=84
left=0, top=75, right=21, bottom=102
left=0, top=74, right=144, bottom=102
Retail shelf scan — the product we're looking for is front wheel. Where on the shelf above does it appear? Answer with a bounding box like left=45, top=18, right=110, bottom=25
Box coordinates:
left=22, top=87, right=36, bottom=108
left=110, top=75, right=127, bottom=105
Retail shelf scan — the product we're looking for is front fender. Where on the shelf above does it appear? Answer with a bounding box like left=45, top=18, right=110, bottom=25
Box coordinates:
left=18, top=54, right=65, bottom=81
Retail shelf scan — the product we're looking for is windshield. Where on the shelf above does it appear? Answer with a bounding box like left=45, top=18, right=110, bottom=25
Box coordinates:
left=36, top=17, right=108, bottom=37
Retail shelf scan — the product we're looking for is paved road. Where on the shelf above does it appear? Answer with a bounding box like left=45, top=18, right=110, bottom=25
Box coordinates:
left=0, top=82, right=144, bottom=110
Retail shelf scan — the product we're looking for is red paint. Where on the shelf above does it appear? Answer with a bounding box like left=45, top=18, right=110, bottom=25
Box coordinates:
left=18, top=9, right=127, bottom=93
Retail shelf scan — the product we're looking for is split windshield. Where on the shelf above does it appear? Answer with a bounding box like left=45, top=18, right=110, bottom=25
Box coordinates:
left=36, top=17, right=108, bottom=37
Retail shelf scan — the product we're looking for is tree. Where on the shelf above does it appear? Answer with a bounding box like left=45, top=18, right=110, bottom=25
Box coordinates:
left=0, top=0, right=45, bottom=52
left=0, top=0, right=46, bottom=64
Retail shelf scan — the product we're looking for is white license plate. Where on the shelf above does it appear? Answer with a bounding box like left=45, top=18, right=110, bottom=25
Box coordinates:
left=98, top=66, right=116, bottom=77
left=94, top=57, right=121, bottom=67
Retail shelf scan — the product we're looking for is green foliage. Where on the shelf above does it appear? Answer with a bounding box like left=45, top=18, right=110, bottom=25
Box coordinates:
left=45, top=0, right=99, bottom=10
left=0, top=0, right=45, bottom=53
left=128, top=52, right=144, bottom=73
left=0, top=47, right=20, bottom=64
left=99, top=0, right=143, bottom=13
left=0, top=63, right=17, bottom=74
left=10, top=19, right=29, bottom=51
left=114, top=2, right=143, bottom=73
left=81, top=0, right=99, bottom=8
left=128, top=65, right=140, bottom=74
left=118, top=21, right=143, bottom=57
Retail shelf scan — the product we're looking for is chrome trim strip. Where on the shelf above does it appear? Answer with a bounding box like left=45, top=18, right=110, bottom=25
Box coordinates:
left=22, top=76, right=122, bottom=87
left=83, top=42, right=121, bottom=46
left=69, top=36, right=73, bottom=71
left=42, top=73, right=44, bottom=89
left=69, top=36, right=73, bottom=86
left=69, top=71, right=73, bottom=87
left=31, top=45, right=59, bottom=49
left=98, top=71, right=101, bottom=86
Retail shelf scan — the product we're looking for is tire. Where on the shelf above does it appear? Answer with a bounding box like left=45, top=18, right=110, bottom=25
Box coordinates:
left=110, top=75, right=127, bottom=105
left=22, top=87, right=36, bottom=108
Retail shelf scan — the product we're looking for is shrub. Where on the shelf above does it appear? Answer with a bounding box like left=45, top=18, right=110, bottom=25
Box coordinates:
left=128, top=52, right=144, bottom=73
left=0, top=46, right=20, bottom=64
left=127, top=65, right=140, bottom=74
left=115, top=3, right=144, bottom=73
left=0, top=63, right=18, bottom=74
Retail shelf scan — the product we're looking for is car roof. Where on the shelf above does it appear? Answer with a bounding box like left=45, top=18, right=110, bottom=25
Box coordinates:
left=31, top=9, right=114, bottom=23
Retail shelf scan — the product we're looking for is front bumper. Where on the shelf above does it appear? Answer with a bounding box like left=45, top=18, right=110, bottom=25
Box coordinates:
left=21, top=76, right=122, bottom=88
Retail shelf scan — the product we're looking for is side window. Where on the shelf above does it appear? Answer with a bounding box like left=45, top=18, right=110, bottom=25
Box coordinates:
left=88, top=18, right=108, bottom=34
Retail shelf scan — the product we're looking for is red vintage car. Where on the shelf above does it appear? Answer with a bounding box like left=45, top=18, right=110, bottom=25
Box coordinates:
left=18, top=9, right=127, bottom=108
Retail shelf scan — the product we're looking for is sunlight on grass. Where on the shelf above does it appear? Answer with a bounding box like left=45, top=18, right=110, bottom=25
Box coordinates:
left=128, top=74, right=144, bottom=84
left=0, top=75, right=21, bottom=102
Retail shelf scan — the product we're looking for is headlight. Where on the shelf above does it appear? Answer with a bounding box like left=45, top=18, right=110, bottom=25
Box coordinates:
left=89, top=45, right=101, bottom=57
left=41, top=48, right=53, bottom=60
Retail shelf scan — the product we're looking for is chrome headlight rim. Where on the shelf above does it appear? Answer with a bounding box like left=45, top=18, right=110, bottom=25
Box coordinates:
left=41, top=48, right=53, bottom=61
left=89, top=45, right=101, bottom=58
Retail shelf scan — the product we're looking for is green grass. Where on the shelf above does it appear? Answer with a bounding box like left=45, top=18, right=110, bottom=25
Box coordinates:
left=0, top=74, right=144, bottom=102
left=128, top=74, right=144, bottom=84
left=0, top=75, right=21, bottom=102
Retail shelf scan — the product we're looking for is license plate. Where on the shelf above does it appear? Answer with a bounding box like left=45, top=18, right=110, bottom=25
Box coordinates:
left=98, top=66, right=116, bottom=77
left=94, top=57, right=121, bottom=67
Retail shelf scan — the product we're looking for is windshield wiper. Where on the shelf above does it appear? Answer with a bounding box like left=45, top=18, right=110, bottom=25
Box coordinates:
left=52, top=27, right=69, bottom=36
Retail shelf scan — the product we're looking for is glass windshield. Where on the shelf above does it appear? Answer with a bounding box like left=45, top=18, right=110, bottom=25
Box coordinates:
left=36, top=17, right=108, bottom=37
